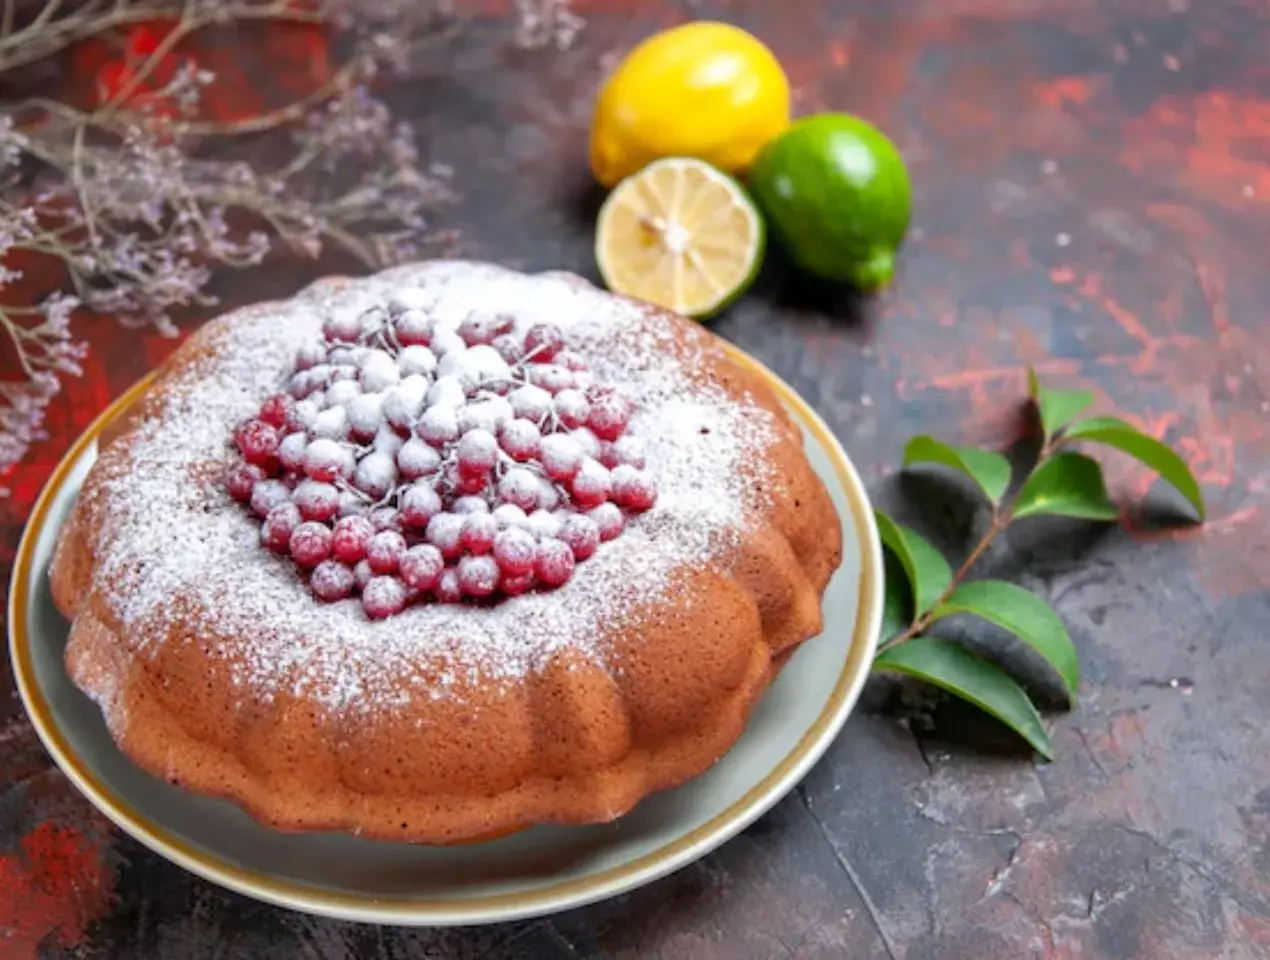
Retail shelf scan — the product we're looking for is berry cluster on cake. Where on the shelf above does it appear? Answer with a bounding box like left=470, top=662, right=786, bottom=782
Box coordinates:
left=50, top=261, right=842, bottom=843
left=226, top=292, right=659, bottom=619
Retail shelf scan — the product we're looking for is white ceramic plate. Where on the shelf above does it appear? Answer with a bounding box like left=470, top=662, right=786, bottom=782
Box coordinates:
left=9, top=345, right=882, bottom=926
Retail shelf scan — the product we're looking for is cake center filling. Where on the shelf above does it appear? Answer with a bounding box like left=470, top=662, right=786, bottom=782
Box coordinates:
left=224, top=293, right=657, bottom=618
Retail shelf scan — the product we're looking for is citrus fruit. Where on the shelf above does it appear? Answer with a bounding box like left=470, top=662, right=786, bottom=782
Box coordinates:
left=590, top=22, right=790, bottom=188
left=748, top=113, right=911, bottom=291
left=596, top=157, right=764, bottom=318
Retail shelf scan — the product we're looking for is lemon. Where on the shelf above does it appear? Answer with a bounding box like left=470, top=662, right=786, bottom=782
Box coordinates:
left=590, top=22, right=790, bottom=188
left=748, top=113, right=911, bottom=291
left=596, top=157, right=764, bottom=318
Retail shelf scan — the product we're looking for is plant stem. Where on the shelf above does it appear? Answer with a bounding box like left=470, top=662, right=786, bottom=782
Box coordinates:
left=876, top=506, right=1013, bottom=654
left=877, top=433, right=1059, bottom=655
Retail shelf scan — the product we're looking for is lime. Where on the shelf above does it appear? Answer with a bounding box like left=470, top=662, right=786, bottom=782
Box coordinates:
left=596, top=157, right=764, bottom=318
left=748, top=113, right=910, bottom=290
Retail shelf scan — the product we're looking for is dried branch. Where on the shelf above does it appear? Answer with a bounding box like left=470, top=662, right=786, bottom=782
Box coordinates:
left=0, top=0, right=581, bottom=490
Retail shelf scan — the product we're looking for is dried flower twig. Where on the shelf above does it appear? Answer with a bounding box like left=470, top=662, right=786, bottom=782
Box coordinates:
left=0, top=0, right=580, bottom=491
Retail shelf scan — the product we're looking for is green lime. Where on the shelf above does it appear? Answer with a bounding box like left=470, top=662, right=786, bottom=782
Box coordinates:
left=748, top=113, right=911, bottom=290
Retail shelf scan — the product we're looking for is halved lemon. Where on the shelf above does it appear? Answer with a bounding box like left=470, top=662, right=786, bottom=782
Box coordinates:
left=595, top=157, right=764, bottom=319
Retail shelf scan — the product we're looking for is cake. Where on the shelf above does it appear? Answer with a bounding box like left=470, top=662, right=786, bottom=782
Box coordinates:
left=49, top=260, right=842, bottom=844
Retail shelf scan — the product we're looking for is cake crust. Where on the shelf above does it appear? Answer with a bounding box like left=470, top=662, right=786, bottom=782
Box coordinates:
left=50, top=261, right=842, bottom=843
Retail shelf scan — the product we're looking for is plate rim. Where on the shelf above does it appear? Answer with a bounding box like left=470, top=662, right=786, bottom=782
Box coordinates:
left=8, top=342, right=883, bottom=926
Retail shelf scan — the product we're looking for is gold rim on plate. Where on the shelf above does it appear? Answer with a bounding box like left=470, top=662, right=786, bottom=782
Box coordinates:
left=9, top=343, right=883, bottom=924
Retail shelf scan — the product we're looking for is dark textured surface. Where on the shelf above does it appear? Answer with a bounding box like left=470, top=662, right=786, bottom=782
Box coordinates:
left=4, top=1, right=1270, bottom=957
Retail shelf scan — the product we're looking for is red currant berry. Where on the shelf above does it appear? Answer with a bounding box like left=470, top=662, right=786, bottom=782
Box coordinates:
left=501, top=572, right=536, bottom=596
left=492, top=503, right=530, bottom=529
left=457, top=555, right=501, bottom=598
left=553, top=389, right=590, bottom=429
left=397, top=438, right=442, bottom=480
left=400, top=545, right=444, bottom=591
left=227, top=461, right=264, bottom=503
left=457, top=312, right=513, bottom=346
left=362, top=576, right=407, bottom=619
left=278, top=432, right=308, bottom=473
left=558, top=514, right=600, bottom=560
left=311, top=560, right=355, bottom=602
left=534, top=537, right=575, bottom=587
left=250, top=479, right=290, bottom=518
left=289, top=521, right=333, bottom=568
left=509, top=385, right=552, bottom=422
left=597, top=440, right=619, bottom=469
left=293, top=480, right=340, bottom=522
left=370, top=506, right=403, bottom=533
left=492, top=333, right=522, bottom=364
left=499, top=418, right=541, bottom=461
left=347, top=393, right=385, bottom=441
left=426, top=513, right=465, bottom=559
left=359, top=349, right=400, bottom=393
left=323, top=312, right=363, bottom=343
left=535, top=475, right=562, bottom=511
left=304, top=438, right=354, bottom=482
left=434, top=567, right=463, bottom=603
left=540, top=434, right=582, bottom=482
left=526, top=509, right=561, bottom=540
left=497, top=466, right=541, bottom=511
left=236, top=418, right=280, bottom=466
left=570, top=459, right=612, bottom=507
left=612, top=465, right=658, bottom=511
left=460, top=513, right=499, bottom=554
left=523, top=323, right=564, bottom=361
left=456, top=428, right=498, bottom=474
left=400, top=483, right=443, bottom=528
left=528, top=364, right=574, bottom=394
left=569, top=427, right=601, bottom=460
left=366, top=530, right=407, bottom=574
left=394, top=308, right=433, bottom=346
left=261, top=503, right=301, bottom=552
left=325, top=380, right=361, bottom=409
left=398, top=345, right=437, bottom=378
left=294, top=341, right=326, bottom=371
left=353, top=452, right=397, bottom=499
left=331, top=515, right=374, bottom=563
left=492, top=527, right=536, bottom=576
left=588, top=392, right=631, bottom=441
left=416, top=406, right=459, bottom=446
left=258, top=394, right=293, bottom=429
left=284, top=398, right=314, bottom=434
left=589, top=503, right=623, bottom=541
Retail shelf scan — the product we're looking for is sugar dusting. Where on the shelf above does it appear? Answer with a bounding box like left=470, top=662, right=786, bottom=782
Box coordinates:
left=87, top=262, right=779, bottom=716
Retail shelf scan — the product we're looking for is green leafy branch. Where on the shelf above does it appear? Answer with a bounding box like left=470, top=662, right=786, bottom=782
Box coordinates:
left=872, top=370, right=1204, bottom=759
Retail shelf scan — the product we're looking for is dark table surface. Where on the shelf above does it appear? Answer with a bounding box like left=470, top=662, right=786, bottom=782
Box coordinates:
left=4, top=1, right=1270, bottom=957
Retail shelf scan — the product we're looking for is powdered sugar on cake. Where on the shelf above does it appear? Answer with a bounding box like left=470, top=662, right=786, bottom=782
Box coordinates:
left=87, top=261, right=780, bottom=716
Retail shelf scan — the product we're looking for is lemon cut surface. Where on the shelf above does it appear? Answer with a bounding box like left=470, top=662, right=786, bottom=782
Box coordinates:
left=596, top=157, right=764, bottom=318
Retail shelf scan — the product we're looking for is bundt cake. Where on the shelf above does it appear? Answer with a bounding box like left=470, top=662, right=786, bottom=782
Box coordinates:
left=49, top=260, right=842, bottom=844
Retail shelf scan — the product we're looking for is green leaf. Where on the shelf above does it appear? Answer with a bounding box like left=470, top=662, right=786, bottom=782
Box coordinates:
left=880, top=553, right=913, bottom=640
left=1012, top=452, right=1120, bottom=521
left=1063, top=416, right=1205, bottom=520
left=874, top=510, right=953, bottom=615
left=903, top=436, right=1012, bottom=504
left=873, top=637, right=1054, bottom=759
left=1029, top=368, right=1094, bottom=439
left=930, top=580, right=1080, bottom=701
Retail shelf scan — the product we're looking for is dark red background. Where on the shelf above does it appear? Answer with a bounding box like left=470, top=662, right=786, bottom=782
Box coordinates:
left=3, top=1, right=1269, bottom=957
